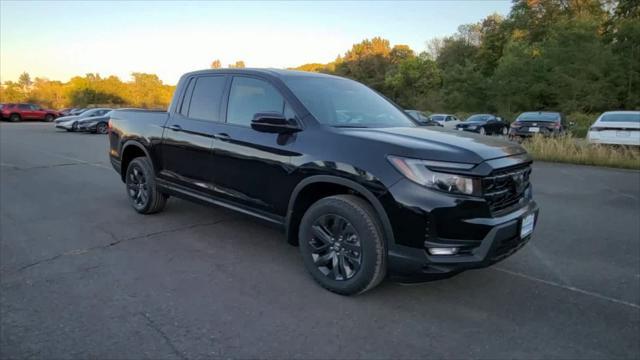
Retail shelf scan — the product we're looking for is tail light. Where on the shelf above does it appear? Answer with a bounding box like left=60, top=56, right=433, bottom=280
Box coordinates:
left=550, top=122, right=561, bottom=128
left=107, top=119, right=112, bottom=130
left=511, top=122, right=523, bottom=128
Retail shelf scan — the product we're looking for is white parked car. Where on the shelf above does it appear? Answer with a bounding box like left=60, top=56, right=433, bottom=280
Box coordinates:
left=429, top=114, right=461, bottom=129
left=587, top=111, right=640, bottom=146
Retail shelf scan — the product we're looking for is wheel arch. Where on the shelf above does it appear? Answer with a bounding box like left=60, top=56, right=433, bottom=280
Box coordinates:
left=120, top=140, right=153, bottom=182
left=285, top=175, right=395, bottom=248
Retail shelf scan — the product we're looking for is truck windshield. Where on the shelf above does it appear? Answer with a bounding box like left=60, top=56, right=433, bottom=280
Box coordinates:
left=283, top=76, right=415, bottom=128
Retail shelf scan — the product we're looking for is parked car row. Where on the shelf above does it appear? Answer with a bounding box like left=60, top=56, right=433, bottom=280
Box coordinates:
left=55, top=108, right=113, bottom=134
left=403, top=109, right=639, bottom=146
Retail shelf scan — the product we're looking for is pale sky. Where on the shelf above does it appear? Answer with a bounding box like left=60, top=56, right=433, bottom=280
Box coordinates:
left=1, top=0, right=511, bottom=85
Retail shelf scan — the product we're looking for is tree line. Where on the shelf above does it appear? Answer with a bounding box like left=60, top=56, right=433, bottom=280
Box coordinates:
left=296, top=0, right=639, bottom=119
left=1, top=0, right=637, bottom=118
left=0, top=72, right=175, bottom=109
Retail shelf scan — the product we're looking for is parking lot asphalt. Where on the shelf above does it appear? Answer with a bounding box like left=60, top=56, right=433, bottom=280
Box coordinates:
left=1, top=122, right=639, bottom=359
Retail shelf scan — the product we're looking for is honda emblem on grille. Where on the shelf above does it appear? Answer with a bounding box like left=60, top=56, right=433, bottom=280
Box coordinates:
left=512, top=172, right=526, bottom=193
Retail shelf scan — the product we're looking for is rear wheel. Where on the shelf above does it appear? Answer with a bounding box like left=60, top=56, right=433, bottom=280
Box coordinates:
left=125, top=157, right=167, bottom=214
left=9, top=114, right=21, bottom=122
left=502, top=127, right=508, bottom=136
left=479, top=127, right=486, bottom=135
left=44, top=114, right=54, bottom=122
left=299, top=195, right=386, bottom=295
left=96, top=122, right=108, bottom=134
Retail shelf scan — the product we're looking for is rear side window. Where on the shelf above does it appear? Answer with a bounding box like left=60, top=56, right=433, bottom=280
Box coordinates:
left=18, top=104, right=30, bottom=110
left=188, top=76, right=226, bottom=122
left=226, top=77, right=285, bottom=126
left=601, top=113, right=640, bottom=123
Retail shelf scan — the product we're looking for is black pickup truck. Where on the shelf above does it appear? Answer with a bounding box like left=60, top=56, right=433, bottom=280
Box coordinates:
left=108, top=69, right=539, bottom=295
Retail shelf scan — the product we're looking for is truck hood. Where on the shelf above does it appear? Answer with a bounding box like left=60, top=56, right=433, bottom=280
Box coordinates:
left=339, top=127, right=526, bottom=164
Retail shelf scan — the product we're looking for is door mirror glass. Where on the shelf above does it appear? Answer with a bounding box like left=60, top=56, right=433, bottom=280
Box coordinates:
left=251, top=112, right=300, bottom=133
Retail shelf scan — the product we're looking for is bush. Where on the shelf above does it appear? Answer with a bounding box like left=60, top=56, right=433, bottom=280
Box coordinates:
left=522, top=134, right=640, bottom=170
left=566, top=112, right=597, bottom=138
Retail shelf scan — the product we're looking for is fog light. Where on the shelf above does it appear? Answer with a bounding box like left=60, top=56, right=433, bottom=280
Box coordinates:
left=428, top=247, right=459, bottom=256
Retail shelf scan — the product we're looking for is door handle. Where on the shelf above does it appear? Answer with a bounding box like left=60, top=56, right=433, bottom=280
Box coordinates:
left=168, top=124, right=182, bottom=132
left=215, top=133, right=231, bottom=141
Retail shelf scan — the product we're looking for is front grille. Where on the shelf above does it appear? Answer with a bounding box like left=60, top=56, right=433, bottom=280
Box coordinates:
left=482, top=165, right=531, bottom=214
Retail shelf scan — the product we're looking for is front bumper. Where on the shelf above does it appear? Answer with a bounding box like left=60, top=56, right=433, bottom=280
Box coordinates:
left=383, top=177, right=539, bottom=281
left=55, top=122, right=75, bottom=130
left=456, top=126, right=480, bottom=133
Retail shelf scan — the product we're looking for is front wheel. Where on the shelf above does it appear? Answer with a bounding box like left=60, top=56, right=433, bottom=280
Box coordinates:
left=9, top=114, right=21, bottom=122
left=44, top=114, right=54, bottom=122
left=502, top=127, right=508, bottom=136
left=478, top=127, right=486, bottom=136
left=125, top=157, right=167, bottom=214
left=299, top=195, right=386, bottom=295
left=96, top=122, right=108, bottom=134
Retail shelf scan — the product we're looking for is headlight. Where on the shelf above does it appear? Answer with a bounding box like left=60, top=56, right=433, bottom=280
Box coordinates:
left=387, top=156, right=479, bottom=196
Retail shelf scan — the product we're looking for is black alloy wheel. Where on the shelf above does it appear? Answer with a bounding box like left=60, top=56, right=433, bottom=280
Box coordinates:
left=309, top=214, right=362, bottom=281
left=124, top=157, right=167, bottom=214
left=299, top=195, right=386, bottom=295
left=127, top=164, right=149, bottom=211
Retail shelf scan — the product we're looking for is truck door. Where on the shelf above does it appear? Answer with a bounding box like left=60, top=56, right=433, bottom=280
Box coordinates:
left=207, top=75, right=301, bottom=216
left=158, top=75, right=229, bottom=193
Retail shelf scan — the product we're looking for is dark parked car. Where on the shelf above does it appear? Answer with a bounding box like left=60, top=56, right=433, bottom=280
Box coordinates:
left=1, top=103, right=60, bottom=122
left=510, top=111, right=566, bottom=138
left=404, top=110, right=442, bottom=127
left=456, top=114, right=509, bottom=136
left=77, top=111, right=112, bottom=134
left=108, top=69, right=538, bottom=295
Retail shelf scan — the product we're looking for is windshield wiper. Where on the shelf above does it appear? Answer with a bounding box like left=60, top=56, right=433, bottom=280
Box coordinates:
left=331, top=125, right=369, bottom=128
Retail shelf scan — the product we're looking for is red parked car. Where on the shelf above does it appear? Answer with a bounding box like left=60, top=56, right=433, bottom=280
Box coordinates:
left=1, top=103, right=60, bottom=122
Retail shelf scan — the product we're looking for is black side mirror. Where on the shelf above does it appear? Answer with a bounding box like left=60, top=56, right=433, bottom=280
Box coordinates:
left=251, top=112, right=300, bottom=134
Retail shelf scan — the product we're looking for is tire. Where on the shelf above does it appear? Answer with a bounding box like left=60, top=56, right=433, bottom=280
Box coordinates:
left=71, top=122, right=78, bottom=132
left=478, top=127, right=486, bottom=136
left=125, top=157, right=167, bottom=214
left=9, top=114, right=21, bottom=122
left=44, top=114, right=54, bottom=122
left=96, top=122, right=108, bottom=134
left=502, top=127, right=508, bottom=136
left=298, top=194, right=386, bottom=295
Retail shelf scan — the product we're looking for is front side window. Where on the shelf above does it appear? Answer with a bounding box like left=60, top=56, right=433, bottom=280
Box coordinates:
left=227, top=77, right=285, bottom=126
left=466, top=114, right=492, bottom=122
left=284, top=76, right=415, bottom=128
left=18, top=104, right=30, bottom=110
left=188, top=76, right=226, bottom=122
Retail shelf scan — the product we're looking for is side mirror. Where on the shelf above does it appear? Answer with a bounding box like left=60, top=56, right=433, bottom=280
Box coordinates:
left=251, top=112, right=300, bottom=134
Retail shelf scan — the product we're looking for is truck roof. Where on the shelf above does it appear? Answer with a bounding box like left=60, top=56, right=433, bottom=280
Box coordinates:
left=181, top=68, right=342, bottom=80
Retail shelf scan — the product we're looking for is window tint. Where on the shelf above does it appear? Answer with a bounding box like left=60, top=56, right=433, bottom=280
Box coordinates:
left=179, top=78, right=196, bottom=116
left=188, top=76, right=226, bottom=122
left=601, top=112, right=640, bottom=123
left=227, top=77, right=284, bottom=126
left=517, top=112, right=561, bottom=122
left=18, top=104, right=30, bottom=110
